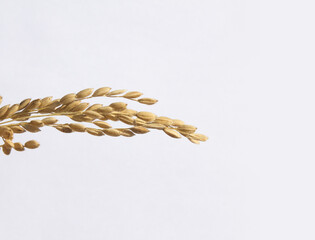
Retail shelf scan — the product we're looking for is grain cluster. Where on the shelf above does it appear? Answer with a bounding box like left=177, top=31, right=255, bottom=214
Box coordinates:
left=0, top=87, right=208, bottom=155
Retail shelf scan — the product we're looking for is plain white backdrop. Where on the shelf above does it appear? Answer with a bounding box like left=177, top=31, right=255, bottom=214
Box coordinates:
left=0, top=0, right=314, bottom=239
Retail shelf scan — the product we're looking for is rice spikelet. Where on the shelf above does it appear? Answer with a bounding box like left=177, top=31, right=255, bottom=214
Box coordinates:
left=69, top=123, right=86, bottom=132
left=86, top=104, right=102, bottom=111
left=21, top=123, right=41, bottom=133
left=5, top=104, right=19, bottom=118
left=93, top=121, right=111, bottom=129
left=39, top=96, right=53, bottom=108
left=138, top=98, right=158, bottom=105
left=109, top=102, right=127, bottom=111
left=10, top=125, right=26, bottom=133
left=76, top=88, right=94, bottom=99
left=4, top=139, right=14, bottom=148
left=19, top=99, right=31, bottom=110
left=29, top=120, right=44, bottom=127
left=92, top=87, right=111, bottom=97
left=24, top=140, right=40, bottom=149
left=13, top=142, right=25, bottom=151
left=72, top=102, right=90, bottom=112
left=123, top=91, right=143, bottom=99
left=60, top=93, right=76, bottom=105
left=130, top=126, right=150, bottom=134
left=2, top=145, right=11, bottom=155
left=163, top=128, right=182, bottom=138
left=42, top=117, right=58, bottom=125
left=103, top=128, right=121, bottom=137
left=84, top=110, right=103, bottom=119
left=86, top=128, right=104, bottom=136
left=97, top=106, right=113, bottom=114
left=136, top=111, right=156, bottom=122
left=0, top=105, right=10, bottom=118
left=118, top=115, right=134, bottom=125
left=24, top=99, right=41, bottom=111
left=177, top=125, right=197, bottom=134
left=106, top=89, right=126, bottom=96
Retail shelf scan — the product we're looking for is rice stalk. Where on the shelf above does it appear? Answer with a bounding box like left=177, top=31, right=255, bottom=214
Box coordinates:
left=0, top=86, right=208, bottom=155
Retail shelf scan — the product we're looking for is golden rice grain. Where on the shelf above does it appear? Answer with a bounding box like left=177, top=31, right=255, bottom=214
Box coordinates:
left=86, top=104, right=102, bottom=111
left=71, top=102, right=89, bottom=112
left=76, top=88, right=94, bottom=98
left=133, top=118, right=146, bottom=126
left=10, top=125, right=26, bottom=133
left=4, top=139, right=14, bottom=148
left=11, top=112, right=31, bottom=120
left=60, top=93, right=76, bottom=105
left=187, top=136, right=200, bottom=144
left=24, top=140, right=40, bottom=149
left=13, top=142, right=25, bottom=151
left=84, top=110, right=103, bottom=119
left=69, top=123, right=86, bottom=132
left=123, top=91, right=143, bottom=99
left=177, top=125, right=197, bottom=134
left=64, top=100, right=81, bottom=111
left=0, top=105, right=10, bottom=118
left=163, top=128, right=182, bottom=138
left=172, top=119, right=185, bottom=126
left=86, top=128, right=104, bottom=136
left=97, top=106, right=113, bottom=114
left=42, top=117, right=58, bottom=125
left=21, top=123, right=41, bottom=133
left=19, top=98, right=31, bottom=110
left=118, top=115, right=134, bottom=125
left=109, top=102, right=127, bottom=111
left=5, top=104, right=19, bottom=118
left=2, top=145, right=11, bottom=155
left=1, top=128, right=13, bottom=140
left=47, top=99, right=61, bottom=108
left=189, top=133, right=208, bottom=142
left=70, top=115, right=93, bottom=122
left=92, top=87, right=111, bottom=97
left=154, top=116, right=173, bottom=126
left=116, top=128, right=135, bottom=137
left=136, top=111, right=156, bottom=122
left=29, top=120, right=44, bottom=127
left=138, top=98, right=158, bottom=105
left=103, top=128, right=121, bottom=137
left=54, top=125, right=73, bottom=133
left=121, top=109, right=137, bottom=116
left=54, top=105, right=67, bottom=113
left=0, top=126, right=9, bottom=135
left=24, top=99, right=41, bottom=111
left=106, top=89, right=127, bottom=96
left=105, top=113, right=119, bottom=121
left=130, top=126, right=150, bottom=134
left=39, top=96, right=53, bottom=108
left=93, top=121, right=112, bottom=129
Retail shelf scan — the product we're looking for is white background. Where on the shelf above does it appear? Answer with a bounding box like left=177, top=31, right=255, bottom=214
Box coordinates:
left=0, top=0, right=314, bottom=239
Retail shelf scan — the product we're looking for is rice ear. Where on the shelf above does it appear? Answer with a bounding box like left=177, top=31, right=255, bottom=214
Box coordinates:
left=0, top=86, right=207, bottom=155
